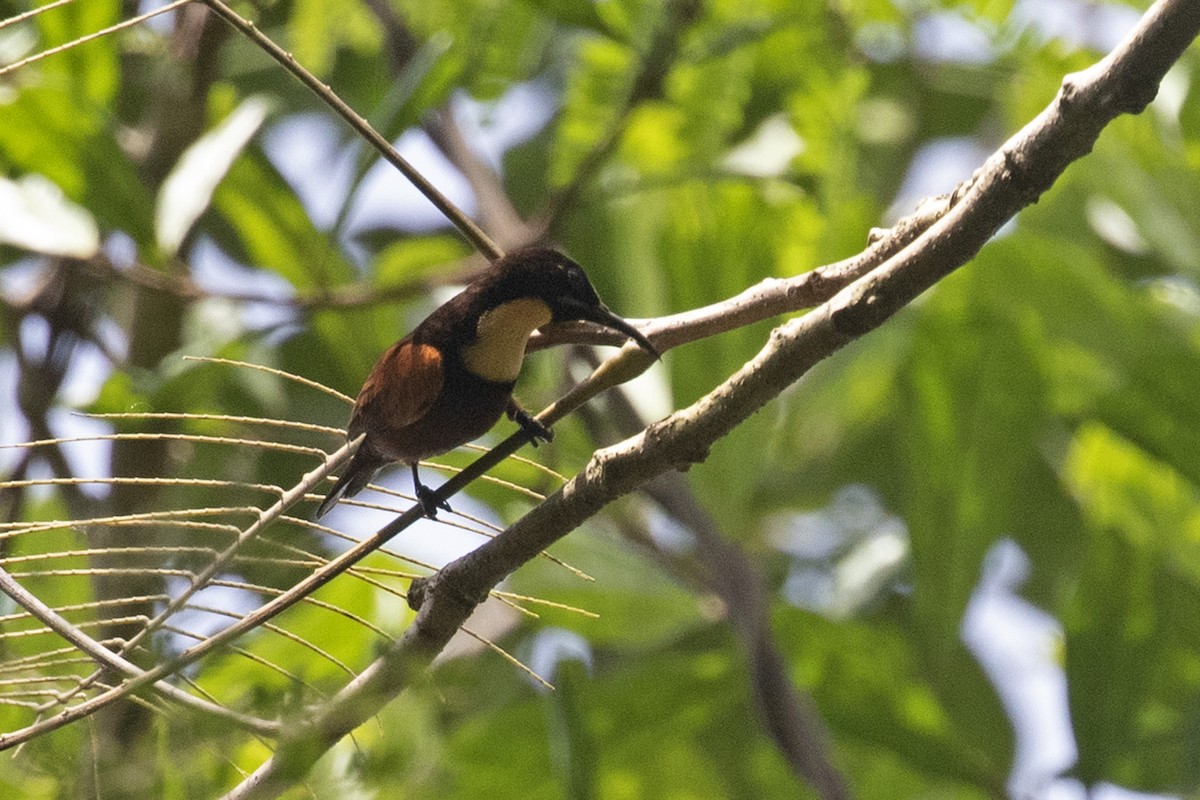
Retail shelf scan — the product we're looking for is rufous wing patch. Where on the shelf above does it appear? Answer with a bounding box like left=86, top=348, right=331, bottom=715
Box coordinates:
left=350, top=340, right=443, bottom=436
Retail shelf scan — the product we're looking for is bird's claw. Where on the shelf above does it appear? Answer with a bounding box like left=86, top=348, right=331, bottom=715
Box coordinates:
left=415, top=484, right=452, bottom=518
left=512, top=408, right=553, bottom=447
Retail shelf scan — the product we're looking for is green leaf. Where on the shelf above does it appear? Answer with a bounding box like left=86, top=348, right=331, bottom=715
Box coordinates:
left=778, top=611, right=1006, bottom=793
left=1061, top=427, right=1200, bottom=790
left=519, top=0, right=610, bottom=35
left=211, top=148, right=355, bottom=289
left=551, top=37, right=635, bottom=186
left=288, top=0, right=382, bottom=76
left=33, top=0, right=120, bottom=106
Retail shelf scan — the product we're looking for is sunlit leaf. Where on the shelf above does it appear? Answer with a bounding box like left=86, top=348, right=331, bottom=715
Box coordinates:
left=0, top=174, right=99, bottom=257
left=157, top=96, right=273, bottom=257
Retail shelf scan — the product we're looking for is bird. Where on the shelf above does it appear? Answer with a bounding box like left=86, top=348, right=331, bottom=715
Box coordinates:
left=315, top=247, right=658, bottom=520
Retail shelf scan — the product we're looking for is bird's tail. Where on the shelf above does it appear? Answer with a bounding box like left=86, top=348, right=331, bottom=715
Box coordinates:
left=315, top=450, right=384, bottom=519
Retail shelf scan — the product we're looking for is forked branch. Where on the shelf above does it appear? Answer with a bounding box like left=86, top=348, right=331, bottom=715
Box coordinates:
left=224, top=2, right=1200, bottom=797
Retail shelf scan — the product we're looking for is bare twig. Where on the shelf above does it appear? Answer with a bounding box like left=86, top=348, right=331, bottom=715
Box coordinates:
left=0, top=0, right=78, bottom=32
left=181, top=355, right=356, bottom=404
left=0, top=0, right=193, bottom=77
left=529, top=193, right=948, bottom=353
left=198, top=0, right=504, bottom=261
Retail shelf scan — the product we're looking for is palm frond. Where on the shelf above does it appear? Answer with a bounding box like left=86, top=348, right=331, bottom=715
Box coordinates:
left=0, top=358, right=579, bottom=754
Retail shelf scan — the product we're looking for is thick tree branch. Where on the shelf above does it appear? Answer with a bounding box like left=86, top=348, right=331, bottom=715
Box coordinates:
left=529, top=192, right=950, bottom=353
left=224, top=2, right=1200, bottom=797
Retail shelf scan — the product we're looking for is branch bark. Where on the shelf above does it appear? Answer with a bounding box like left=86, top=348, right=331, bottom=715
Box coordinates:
left=223, top=1, right=1200, bottom=797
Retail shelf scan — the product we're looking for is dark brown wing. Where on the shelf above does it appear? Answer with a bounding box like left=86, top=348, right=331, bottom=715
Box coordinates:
left=317, top=342, right=443, bottom=519
left=348, top=340, right=444, bottom=448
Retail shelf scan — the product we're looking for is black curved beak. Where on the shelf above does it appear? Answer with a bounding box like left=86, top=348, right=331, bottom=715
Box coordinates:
left=584, top=303, right=660, bottom=359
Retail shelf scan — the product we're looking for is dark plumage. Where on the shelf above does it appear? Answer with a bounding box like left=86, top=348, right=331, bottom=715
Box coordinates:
left=316, top=247, right=656, bottom=519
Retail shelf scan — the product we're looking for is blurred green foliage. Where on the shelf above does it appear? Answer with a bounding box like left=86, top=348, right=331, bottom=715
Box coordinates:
left=0, top=0, right=1197, bottom=797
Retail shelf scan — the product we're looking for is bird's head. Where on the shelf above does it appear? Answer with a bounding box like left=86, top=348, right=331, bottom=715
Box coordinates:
left=488, top=248, right=659, bottom=357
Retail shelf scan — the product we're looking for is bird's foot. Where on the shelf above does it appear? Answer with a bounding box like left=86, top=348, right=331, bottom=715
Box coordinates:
left=415, top=483, right=452, bottom=519
left=512, top=408, right=553, bottom=447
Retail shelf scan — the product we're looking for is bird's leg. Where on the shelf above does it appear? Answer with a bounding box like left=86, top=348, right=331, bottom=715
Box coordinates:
left=411, top=462, right=451, bottom=518
left=507, top=399, right=553, bottom=446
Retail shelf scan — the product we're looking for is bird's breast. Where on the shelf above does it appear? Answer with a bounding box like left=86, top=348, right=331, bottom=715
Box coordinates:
left=459, top=298, right=552, bottom=383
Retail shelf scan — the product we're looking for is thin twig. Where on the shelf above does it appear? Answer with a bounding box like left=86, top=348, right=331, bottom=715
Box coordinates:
left=82, top=412, right=345, bottom=438
left=528, top=193, right=949, bottom=354
left=0, top=432, right=328, bottom=459
left=181, top=356, right=355, bottom=404
left=198, top=0, right=504, bottom=261
left=458, top=625, right=551, bottom=691
left=0, top=0, right=78, bottom=32
left=0, top=0, right=193, bottom=77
